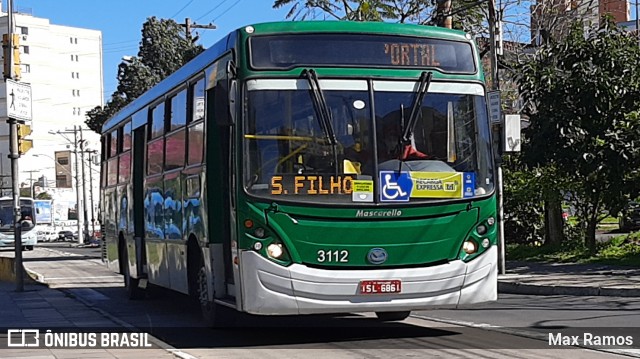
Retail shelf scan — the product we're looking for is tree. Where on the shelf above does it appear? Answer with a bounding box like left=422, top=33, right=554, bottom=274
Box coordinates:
left=36, top=192, right=53, bottom=200
left=516, top=18, right=640, bottom=252
left=85, top=17, right=204, bottom=133
left=272, top=0, right=484, bottom=35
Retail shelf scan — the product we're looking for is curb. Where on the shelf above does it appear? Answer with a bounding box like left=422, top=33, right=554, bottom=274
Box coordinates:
left=498, top=281, right=640, bottom=297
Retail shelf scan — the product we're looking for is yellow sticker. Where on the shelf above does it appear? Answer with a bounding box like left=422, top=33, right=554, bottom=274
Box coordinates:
left=410, top=172, right=463, bottom=198
left=352, top=180, right=374, bottom=202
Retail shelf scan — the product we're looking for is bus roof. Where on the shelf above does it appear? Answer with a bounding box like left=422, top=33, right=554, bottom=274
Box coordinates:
left=243, top=21, right=470, bottom=42
left=102, top=21, right=473, bottom=133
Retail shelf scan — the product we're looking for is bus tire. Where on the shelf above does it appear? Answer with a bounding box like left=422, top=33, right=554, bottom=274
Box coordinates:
left=196, top=260, right=232, bottom=327
left=375, top=311, right=411, bottom=321
left=121, top=245, right=145, bottom=300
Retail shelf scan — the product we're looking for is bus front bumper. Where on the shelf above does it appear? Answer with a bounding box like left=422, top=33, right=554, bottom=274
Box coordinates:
left=0, top=232, right=37, bottom=247
left=240, top=245, right=497, bottom=315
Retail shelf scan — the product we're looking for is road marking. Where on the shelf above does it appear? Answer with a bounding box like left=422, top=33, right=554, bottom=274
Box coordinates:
left=44, top=275, right=119, bottom=281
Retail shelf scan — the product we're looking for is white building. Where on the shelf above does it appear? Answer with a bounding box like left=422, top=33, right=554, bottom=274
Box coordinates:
left=0, top=6, right=103, bottom=227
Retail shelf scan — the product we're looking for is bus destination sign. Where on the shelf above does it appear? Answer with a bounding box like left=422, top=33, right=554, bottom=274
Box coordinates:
left=250, top=34, right=476, bottom=73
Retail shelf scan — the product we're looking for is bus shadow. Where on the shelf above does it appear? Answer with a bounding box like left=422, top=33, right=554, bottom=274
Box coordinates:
left=148, top=315, right=460, bottom=349
left=80, top=285, right=461, bottom=349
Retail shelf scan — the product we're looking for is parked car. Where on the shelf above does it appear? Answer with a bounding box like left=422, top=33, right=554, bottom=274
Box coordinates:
left=619, top=201, right=640, bottom=232
left=37, top=230, right=57, bottom=242
left=58, top=230, right=74, bottom=241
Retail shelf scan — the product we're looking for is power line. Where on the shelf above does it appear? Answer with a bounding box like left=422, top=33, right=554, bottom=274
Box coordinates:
left=213, top=0, right=243, bottom=21
left=170, top=0, right=197, bottom=19
left=196, top=0, right=230, bottom=21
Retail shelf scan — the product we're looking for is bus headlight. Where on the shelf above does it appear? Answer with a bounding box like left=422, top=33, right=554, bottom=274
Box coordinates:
left=267, top=243, right=284, bottom=259
left=462, top=240, right=478, bottom=255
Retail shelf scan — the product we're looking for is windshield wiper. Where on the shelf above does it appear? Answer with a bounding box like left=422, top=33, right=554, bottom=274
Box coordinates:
left=402, top=71, right=433, bottom=144
left=303, top=69, right=339, bottom=176
left=396, top=71, right=433, bottom=171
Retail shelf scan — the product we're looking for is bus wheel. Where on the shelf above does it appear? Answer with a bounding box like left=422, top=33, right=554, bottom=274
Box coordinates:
left=122, top=246, right=144, bottom=300
left=375, top=311, right=411, bottom=321
left=196, top=261, right=232, bottom=327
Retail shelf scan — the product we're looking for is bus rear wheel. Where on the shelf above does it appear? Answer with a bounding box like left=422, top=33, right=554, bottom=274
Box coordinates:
left=375, top=311, right=411, bottom=321
left=121, top=245, right=144, bottom=300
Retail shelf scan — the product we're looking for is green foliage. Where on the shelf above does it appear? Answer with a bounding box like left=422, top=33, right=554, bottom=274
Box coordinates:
left=507, top=232, right=640, bottom=266
left=85, top=17, right=204, bottom=133
left=502, top=154, right=545, bottom=244
left=516, top=18, right=640, bottom=251
left=272, top=0, right=484, bottom=34
left=36, top=192, right=53, bottom=200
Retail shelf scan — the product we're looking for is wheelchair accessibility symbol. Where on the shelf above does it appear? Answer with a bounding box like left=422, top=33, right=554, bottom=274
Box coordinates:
left=380, top=171, right=412, bottom=202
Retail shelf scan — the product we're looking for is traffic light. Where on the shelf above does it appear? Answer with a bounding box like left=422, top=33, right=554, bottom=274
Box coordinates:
left=3, top=33, right=21, bottom=80
left=17, top=123, right=32, bottom=155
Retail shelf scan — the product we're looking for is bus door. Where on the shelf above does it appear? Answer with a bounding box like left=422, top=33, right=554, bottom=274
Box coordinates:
left=207, top=56, right=236, bottom=296
left=132, top=125, right=147, bottom=277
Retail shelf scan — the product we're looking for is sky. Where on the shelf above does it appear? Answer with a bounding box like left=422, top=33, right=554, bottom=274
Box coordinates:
left=11, top=0, right=292, bottom=99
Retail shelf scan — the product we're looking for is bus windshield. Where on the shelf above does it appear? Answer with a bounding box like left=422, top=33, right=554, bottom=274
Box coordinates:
left=0, top=199, right=36, bottom=231
left=243, top=79, right=494, bottom=204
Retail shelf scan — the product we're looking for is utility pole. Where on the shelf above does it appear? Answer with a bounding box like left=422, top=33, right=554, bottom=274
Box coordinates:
left=180, top=18, right=216, bottom=41
left=636, top=1, right=639, bottom=42
left=72, top=126, right=84, bottom=245
left=79, top=129, right=90, bottom=242
left=435, top=0, right=453, bottom=28
left=488, top=0, right=506, bottom=275
left=86, top=150, right=97, bottom=239
left=24, top=169, right=38, bottom=198
left=5, top=0, right=23, bottom=292
left=50, top=127, right=85, bottom=244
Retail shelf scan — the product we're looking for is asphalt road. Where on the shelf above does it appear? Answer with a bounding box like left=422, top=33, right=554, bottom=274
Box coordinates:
left=2, top=244, right=638, bottom=358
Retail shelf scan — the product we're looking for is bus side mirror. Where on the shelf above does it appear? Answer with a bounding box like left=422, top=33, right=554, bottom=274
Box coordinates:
left=228, top=79, right=237, bottom=125
left=214, top=60, right=237, bottom=127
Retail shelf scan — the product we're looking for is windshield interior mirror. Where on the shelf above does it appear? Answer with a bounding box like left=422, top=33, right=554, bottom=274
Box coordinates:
left=447, top=101, right=456, bottom=163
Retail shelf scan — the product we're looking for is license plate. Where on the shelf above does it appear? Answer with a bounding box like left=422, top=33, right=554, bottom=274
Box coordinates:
left=359, top=280, right=402, bottom=294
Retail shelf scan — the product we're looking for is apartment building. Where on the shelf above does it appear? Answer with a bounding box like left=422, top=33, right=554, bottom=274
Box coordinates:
left=0, top=6, right=103, bottom=221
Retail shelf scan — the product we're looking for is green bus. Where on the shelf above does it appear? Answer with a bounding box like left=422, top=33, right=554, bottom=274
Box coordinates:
left=100, top=21, right=497, bottom=325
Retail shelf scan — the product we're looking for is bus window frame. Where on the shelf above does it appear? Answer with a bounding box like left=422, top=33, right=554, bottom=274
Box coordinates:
left=188, top=77, right=206, bottom=124
left=167, top=87, right=188, bottom=132
left=164, top=127, right=187, bottom=171
left=149, top=101, right=166, bottom=140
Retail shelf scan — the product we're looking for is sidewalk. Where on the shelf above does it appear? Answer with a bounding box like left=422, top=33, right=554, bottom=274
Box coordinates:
left=0, top=281, right=181, bottom=358
left=498, top=261, right=640, bottom=297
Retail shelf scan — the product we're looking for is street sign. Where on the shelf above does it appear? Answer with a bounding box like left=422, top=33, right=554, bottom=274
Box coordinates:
left=487, top=90, right=501, bottom=124
left=5, top=79, right=32, bottom=122
left=503, top=114, right=522, bottom=152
